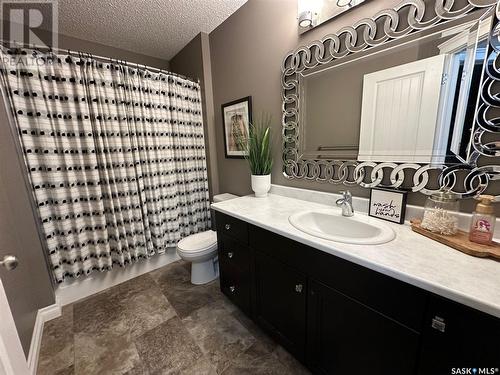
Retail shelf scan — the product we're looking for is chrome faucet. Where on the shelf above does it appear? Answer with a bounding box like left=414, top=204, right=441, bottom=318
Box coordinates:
left=336, top=190, right=354, bottom=217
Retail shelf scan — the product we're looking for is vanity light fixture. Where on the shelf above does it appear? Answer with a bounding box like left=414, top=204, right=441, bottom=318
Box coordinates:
left=297, top=0, right=322, bottom=29
left=298, top=0, right=367, bottom=34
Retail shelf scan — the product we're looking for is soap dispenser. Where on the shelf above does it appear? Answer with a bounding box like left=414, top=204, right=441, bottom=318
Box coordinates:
left=469, top=195, right=496, bottom=245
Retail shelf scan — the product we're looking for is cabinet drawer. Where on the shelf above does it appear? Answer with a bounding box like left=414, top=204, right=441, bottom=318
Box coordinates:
left=218, top=235, right=250, bottom=272
left=219, top=262, right=251, bottom=313
left=215, top=212, right=248, bottom=244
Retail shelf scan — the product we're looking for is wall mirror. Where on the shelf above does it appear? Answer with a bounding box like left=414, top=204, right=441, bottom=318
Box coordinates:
left=282, top=0, right=500, bottom=198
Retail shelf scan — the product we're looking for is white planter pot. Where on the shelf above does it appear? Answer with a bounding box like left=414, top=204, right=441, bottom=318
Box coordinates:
left=251, top=174, right=271, bottom=198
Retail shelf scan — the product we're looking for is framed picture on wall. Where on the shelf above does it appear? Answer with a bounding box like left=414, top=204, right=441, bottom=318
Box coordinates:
left=369, top=188, right=408, bottom=224
left=221, top=96, right=252, bottom=159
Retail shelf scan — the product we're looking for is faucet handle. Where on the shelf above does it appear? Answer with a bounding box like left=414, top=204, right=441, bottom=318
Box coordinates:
left=339, top=190, right=352, bottom=200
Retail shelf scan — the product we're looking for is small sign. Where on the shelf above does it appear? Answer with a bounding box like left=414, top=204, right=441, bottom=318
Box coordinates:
left=369, top=188, right=407, bottom=224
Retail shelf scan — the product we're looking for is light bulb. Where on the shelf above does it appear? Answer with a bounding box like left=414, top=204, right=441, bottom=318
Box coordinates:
left=298, top=11, right=313, bottom=28
left=337, top=0, right=352, bottom=7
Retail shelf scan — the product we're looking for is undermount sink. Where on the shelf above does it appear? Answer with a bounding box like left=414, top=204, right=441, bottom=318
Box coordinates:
left=288, top=209, right=395, bottom=245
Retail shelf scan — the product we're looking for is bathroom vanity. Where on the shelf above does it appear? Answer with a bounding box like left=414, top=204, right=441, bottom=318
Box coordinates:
left=213, top=194, right=500, bottom=375
left=212, top=0, right=500, bottom=371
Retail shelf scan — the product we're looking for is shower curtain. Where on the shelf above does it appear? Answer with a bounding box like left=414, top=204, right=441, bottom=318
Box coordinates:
left=0, top=48, right=211, bottom=283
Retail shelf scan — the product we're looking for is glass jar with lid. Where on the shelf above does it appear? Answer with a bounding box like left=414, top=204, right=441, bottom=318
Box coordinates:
left=420, top=191, right=460, bottom=235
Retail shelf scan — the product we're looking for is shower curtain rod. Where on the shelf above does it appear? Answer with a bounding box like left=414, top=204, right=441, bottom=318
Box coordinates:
left=0, top=40, right=201, bottom=84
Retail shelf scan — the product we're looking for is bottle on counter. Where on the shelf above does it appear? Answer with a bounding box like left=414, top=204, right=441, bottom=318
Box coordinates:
left=469, top=195, right=496, bottom=245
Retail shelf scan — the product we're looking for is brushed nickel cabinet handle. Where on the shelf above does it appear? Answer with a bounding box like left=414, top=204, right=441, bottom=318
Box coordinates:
left=225, top=223, right=231, bottom=230
left=295, top=284, right=303, bottom=293
left=431, top=316, right=446, bottom=332
left=227, top=252, right=234, bottom=259
left=229, top=286, right=236, bottom=293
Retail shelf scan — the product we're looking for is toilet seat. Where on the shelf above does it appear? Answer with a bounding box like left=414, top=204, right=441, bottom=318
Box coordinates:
left=177, top=230, right=217, bottom=258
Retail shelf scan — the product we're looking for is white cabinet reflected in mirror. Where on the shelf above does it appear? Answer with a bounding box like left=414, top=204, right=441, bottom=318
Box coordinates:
left=359, top=54, right=447, bottom=163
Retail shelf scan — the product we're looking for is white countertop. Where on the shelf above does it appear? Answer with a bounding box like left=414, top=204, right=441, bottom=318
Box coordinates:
left=212, top=193, right=500, bottom=319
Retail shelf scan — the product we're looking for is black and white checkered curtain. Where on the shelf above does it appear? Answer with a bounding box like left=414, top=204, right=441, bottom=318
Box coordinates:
left=0, top=48, right=211, bottom=283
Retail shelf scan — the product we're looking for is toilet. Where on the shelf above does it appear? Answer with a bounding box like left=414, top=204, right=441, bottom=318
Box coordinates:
left=177, top=193, right=238, bottom=285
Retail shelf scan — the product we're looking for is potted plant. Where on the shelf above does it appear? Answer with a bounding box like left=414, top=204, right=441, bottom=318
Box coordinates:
left=240, top=114, right=273, bottom=198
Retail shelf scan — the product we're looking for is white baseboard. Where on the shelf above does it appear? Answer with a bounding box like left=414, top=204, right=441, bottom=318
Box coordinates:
left=27, top=303, right=62, bottom=375
left=56, top=249, right=180, bottom=306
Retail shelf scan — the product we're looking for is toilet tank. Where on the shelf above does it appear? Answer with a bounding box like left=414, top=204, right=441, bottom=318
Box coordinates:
left=213, top=193, right=238, bottom=203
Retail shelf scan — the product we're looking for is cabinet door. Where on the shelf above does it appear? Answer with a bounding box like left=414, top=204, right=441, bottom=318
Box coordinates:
left=418, top=296, right=500, bottom=375
left=254, top=250, right=307, bottom=360
left=308, top=280, right=420, bottom=375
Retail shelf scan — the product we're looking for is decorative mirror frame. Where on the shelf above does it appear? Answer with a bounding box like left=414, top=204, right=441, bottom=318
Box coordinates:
left=281, top=0, right=500, bottom=198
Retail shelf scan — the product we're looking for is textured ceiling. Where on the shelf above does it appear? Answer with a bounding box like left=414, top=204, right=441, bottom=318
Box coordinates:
left=57, top=0, right=248, bottom=60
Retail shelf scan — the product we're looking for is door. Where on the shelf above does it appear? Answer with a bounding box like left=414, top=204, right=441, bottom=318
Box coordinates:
left=0, top=90, right=54, bottom=368
left=0, top=277, right=30, bottom=374
left=254, top=250, right=307, bottom=361
left=307, top=280, right=421, bottom=375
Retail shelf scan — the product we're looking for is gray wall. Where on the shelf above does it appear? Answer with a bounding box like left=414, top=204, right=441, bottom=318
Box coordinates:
left=170, top=33, right=219, bottom=199
left=208, top=0, right=482, bottom=212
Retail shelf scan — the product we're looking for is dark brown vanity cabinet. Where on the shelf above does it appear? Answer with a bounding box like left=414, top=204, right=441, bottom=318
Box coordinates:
left=418, top=296, right=500, bottom=375
left=215, top=211, right=500, bottom=374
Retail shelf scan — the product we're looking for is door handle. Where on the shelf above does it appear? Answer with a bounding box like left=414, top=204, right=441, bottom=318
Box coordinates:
left=295, top=284, right=303, bottom=293
left=0, top=255, right=19, bottom=271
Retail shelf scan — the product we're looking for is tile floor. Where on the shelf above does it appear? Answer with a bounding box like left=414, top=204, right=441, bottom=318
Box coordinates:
left=37, top=260, right=311, bottom=375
